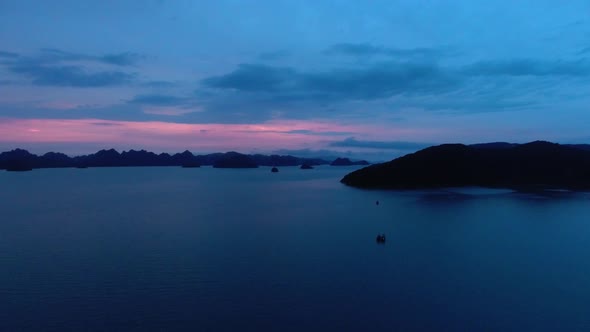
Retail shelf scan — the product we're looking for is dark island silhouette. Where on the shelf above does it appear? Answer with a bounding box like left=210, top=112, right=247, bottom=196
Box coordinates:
left=300, top=163, right=314, bottom=170
left=0, top=148, right=344, bottom=171
left=212, top=152, right=258, bottom=168
left=330, top=157, right=370, bottom=166
left=341, top=141, right=590, bottom=191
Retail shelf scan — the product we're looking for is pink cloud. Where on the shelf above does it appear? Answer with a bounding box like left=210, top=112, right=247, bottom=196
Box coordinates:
left=0, top=118, right=441, bottom=154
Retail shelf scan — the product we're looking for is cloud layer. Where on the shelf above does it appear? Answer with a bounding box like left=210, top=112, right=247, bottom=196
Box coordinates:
left=329, top=137, right=431, bottom=150
left=201, top=62, right=458, bottom=101
left=0, top=49, right=140, bottom=87
left=465, top=59, right=590, bottom=77
left=324, top=43, right=444, bottom=59
left=1, top=0, right=590, bottom=156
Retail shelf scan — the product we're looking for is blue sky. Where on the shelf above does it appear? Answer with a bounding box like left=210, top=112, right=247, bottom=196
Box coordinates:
left=1, top=0, right=589, bottom=159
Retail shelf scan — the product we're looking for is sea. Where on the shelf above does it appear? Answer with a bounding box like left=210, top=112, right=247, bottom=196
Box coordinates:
left=1, top=166, right=590, bottom=331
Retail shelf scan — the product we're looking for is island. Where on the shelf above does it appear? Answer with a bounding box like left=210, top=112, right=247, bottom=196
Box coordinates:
left=300, top=164, right=314, bottom=170
left=341, top=141, right=590, bottom=190
left=212, top=152, right=258, bottom=168
left=330, top=158, right=370, bottom=166
left=4, top=161, right=33, bottom=172
left=1, top=149, right=36, bottom=171
left=0, top=149, right=333, bottom=170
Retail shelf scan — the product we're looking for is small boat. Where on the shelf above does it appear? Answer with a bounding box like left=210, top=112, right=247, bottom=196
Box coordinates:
left=376, top=234, right=386, bottom=243
left=271, top=167, right=279, bottom=173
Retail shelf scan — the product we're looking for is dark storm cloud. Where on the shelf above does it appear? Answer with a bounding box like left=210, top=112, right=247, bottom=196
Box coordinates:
left=329, top=137, right=431, bottom=150
left=201, top=61, right=459, bottom=101
left=465, top=59, right=590, bottom=77
left=324, top=43, right=443, bottom=59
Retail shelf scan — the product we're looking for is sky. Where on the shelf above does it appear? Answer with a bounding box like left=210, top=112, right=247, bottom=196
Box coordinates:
left=1, top=0, right=590, bottom=160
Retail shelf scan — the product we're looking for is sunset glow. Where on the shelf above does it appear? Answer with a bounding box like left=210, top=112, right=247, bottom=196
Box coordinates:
left=1, top=1, right=589, bottom=159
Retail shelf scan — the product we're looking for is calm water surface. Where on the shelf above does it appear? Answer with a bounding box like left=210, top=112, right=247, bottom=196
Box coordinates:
left=1, top=166, right=590, bottom=331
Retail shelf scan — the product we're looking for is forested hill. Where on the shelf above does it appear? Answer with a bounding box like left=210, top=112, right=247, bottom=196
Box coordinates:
left=341, top=141, right=590, bottom=190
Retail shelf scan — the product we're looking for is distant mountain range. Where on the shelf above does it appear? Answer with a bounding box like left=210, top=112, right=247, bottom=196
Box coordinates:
left=0, top=148, right=370, bottom=171
left=341, top=141, right=590, bottom=190
left=330, top=157, right=370, bottom=166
